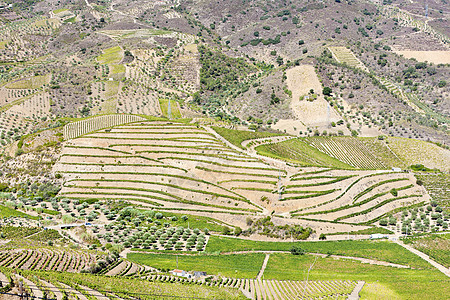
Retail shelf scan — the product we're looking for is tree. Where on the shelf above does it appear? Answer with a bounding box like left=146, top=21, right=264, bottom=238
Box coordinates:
left=222, top=226, right=230, bottom=235
left=290, top=245, right=305, bottom=255
left=319, top=233, right=326, bottom=240
left=234, top=227, right=242, bottom=236
left=438, top=80, right=447, bottom=88
left=322, top=87, right=332, bottom=96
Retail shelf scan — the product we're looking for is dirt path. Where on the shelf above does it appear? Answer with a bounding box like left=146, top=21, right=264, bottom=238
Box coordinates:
left=348, top=281, right=365, bottom=300
left=79, top=285, right=109, bottom=300
left=105, top=260, right=127, bottom=276
left=40, top=280, right=64, bottom=300
left=58, top=282, right=89, bottom=300
left=395, top=240, right=450, bottom=277
left=241, top=136, right=294, bottom=151
left=0, top=271, right=8, bottom=286
left=203, top=126, right=288, bottom=170
left=222, top=250, right=411, bottom=269
left=257, top=254, right=270, bottom=280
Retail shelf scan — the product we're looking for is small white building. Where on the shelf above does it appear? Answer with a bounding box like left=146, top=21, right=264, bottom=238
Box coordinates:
left=170, top=269, right=192, bottom=279
left=370, top=234, right=388, bottom=240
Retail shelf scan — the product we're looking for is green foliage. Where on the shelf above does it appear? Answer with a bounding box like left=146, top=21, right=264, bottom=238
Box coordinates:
left=158, top=99, right=182, bottom=119
left=0, top=205, right=39, bottom=220
left=0, top=226, right=41, bottom=239
left=410, top=164, right=431, bottom=172
left=198, top=45, right=257, bottom=92
left=322, top=87, right=332, bottom=96
left=290, top=245, right=305, bottom=255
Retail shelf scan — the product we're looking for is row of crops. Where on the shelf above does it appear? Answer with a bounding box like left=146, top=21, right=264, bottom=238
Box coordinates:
left=293, top=171, right=422, bottom=225
left=242, top=278, right=357, bottom=300
left=305, top=137, right=387, bottom=169
left=63, top=114, right=145, bottom=140
left=0, top=249, right=99, bottom=273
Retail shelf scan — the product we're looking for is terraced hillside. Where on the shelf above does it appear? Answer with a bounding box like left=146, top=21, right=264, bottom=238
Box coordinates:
left=54, top=116, right=430, bottom=233
left=56, top=120, right=265, bottom=216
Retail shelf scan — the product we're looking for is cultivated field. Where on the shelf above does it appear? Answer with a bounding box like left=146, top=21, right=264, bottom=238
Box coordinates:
left=55, top=117, right=430, bottom=235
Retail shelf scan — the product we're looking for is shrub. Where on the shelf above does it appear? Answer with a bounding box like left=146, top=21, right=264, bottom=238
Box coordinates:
left=319, top=233, right=326, bottom=240
left=322, top=87, right=332, bottom=96
left=290, top=245, right=305, bottom=255
left=221, top=226, right=230, bottom=235
left=155, top=213, right=163, bottom=219
left=379, top=218, right=388, bottom=226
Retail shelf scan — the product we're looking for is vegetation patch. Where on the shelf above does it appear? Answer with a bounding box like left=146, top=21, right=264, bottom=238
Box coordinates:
left=97, top=46, right=124, bottom=65
left=128, top=252, right=265, bottom=278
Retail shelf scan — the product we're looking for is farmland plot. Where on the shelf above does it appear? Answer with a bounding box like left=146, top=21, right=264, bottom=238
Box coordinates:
left=56, top=119, right=431, bottom=231
left=305, top=136, right=389, bottom=169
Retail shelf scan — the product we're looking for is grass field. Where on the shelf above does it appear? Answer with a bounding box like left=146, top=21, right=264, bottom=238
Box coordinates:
left=104, top=80, right=120, bottom=99
left=53, top=8, right=68, bottom=14
left=110, top=64, right=126, bottom=74
left=97, top=46, right=123, bottom=64
left=0, top=205, right=39, bottom=220
left=5, top=75, right=49, bottom=89
left=206, top=236, right=432, bottom=269
left=212, top=127, right=282, bottom=149
left=263, top=253, right=449, bottom=300
left=256, top=138, right=352, bottom=168
left=127, top=252, right=265, bottom=278
left=0, top=40, right=9, bottom=50
left=159, top=99, right=182, bottom=119
left=137, top=210, right=231, bottom=232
